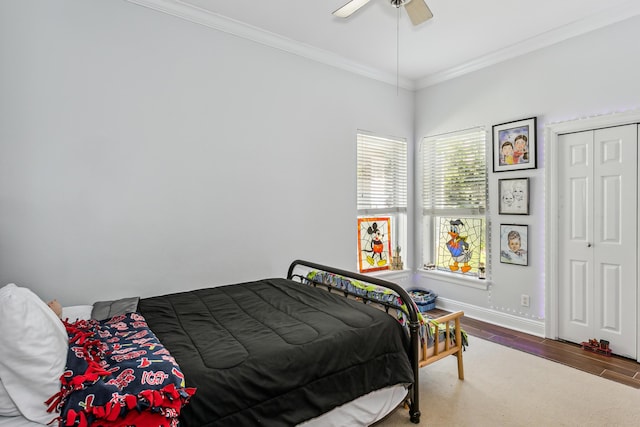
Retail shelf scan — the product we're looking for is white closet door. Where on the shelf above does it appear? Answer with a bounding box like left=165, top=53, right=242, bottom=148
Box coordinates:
left=558, top=124, right=637, bottom=358
left=558, top=130, right=594, bottom=347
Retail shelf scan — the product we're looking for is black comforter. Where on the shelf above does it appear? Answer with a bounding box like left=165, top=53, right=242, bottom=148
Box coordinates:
left=138, top=278, right=414, bottom=426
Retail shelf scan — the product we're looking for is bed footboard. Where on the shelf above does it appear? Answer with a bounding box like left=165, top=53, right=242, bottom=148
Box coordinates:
left=287, top=260, right=421, bottom=424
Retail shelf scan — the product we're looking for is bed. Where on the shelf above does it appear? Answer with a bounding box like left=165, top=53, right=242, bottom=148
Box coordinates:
left=0, top=260, right=466, bottom=426
left=136, top=259, right=421, bottom=426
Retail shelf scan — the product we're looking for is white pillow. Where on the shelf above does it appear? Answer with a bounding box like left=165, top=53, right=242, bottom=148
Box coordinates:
left=0, top=284, right=68, bottom=424
left=61, top=305, right=93, bottom=322
left=0, top=379, right=20, bottom=417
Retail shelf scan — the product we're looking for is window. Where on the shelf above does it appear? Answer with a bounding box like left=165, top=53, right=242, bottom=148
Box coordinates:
left=357, top=131, right=407, bottom=272
left=421, top=127, right=487, bottom=277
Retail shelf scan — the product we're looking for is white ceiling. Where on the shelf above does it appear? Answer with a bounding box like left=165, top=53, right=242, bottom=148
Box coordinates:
left=129, top=0, right=640, bottom=89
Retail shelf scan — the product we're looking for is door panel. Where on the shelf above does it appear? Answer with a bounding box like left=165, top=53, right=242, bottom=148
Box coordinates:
left=593, top=125, right=637, bottom=358
left=570, top=178, right=588, bottom=240
left=559, top=131, right=593, bottom=343
left=600, top=264, right=620, bottom=330
left=558, top=124, right=637, bottom=359
left=569, top=260, right=588, bottom=324
left=600, top=176, right=620, bottom=242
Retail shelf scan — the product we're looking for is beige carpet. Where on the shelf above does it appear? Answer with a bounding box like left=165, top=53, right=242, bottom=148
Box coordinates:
left=377, top=337, right=640, bottom=426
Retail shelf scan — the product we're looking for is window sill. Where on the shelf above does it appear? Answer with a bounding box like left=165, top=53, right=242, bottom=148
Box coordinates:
left=366, top=269, right=411, bottom=280
left=417, top=269, right=490, bottom=290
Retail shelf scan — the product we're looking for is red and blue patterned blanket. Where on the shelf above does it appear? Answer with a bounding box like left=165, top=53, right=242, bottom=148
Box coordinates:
left=47, top=312, right=195, bottom=427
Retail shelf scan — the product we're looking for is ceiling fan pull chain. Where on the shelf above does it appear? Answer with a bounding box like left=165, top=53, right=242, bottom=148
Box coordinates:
left=396, top=5, right=400, bottom=95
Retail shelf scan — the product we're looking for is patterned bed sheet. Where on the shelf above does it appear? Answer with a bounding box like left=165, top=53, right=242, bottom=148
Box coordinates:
left=304, top=270, right=467, bottom=349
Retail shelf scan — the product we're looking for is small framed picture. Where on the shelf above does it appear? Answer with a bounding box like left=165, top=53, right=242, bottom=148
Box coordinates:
left=493, top=117, right=537, bottom=172
left=500, top=224, right=528, bottom=266
left=498, top=177, right=529, bottom=215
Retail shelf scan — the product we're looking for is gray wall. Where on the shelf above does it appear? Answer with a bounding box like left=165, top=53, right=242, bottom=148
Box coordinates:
left=2, top=0, right=639, bottom=335
left=413, top=15, right=640, bottom=333
left=0, top=1, right=413, bottom=304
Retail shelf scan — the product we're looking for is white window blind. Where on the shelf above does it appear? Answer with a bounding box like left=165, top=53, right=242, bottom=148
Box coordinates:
left=422, top=128, right=486, bottom=215
left=357, top=132, right=407, bottom=211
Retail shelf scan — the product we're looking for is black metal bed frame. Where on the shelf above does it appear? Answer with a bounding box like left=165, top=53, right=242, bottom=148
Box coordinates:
left=287, top=259, right=421, bottom=424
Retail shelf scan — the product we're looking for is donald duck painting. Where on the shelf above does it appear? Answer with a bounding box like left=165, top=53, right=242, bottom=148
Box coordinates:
left=446, top=219, right=472, bottom=273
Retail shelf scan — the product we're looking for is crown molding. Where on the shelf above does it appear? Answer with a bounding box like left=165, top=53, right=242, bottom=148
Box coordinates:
left=416, top=1, right=640, bottom=89
left=125, top=0, right=416, bottom=90
left=126, top=0, right=640, bottom=92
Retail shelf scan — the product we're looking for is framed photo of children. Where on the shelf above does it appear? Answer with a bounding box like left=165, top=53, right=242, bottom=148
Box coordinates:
left=500, top=224, right=528, bottom=266
left=492, top=117, right=537, bottom=172
left=498, top=177, right=529, bottom=215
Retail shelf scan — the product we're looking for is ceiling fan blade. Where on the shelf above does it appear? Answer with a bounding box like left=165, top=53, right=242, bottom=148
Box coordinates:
left=332, top=0, right=372, bottom=18
left=404, top=0, right=433, bottom=26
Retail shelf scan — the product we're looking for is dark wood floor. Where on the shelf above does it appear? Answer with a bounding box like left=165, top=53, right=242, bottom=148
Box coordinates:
left=427, top=308, right=640, bottom=389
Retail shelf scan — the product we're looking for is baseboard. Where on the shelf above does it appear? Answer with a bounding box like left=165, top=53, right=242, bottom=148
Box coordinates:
left=436, top=297, right=546, bottom=338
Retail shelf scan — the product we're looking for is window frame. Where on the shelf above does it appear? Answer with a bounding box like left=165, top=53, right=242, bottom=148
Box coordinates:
left=420, top=127, right=489, bottom=286
left=356, top=131, right=408, bottom=273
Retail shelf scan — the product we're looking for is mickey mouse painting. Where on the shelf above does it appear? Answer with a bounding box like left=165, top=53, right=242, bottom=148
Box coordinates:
left=365, top=222, right=387, bottom=267
left=357, top=217, right=392, bottom=273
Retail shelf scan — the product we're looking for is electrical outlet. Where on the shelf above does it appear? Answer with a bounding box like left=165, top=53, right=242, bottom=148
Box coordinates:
left=521, top=294, right=530, bottom=307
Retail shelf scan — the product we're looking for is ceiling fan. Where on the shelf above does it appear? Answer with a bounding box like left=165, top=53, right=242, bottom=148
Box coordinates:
left=333, top=0, right=433, bottom=26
